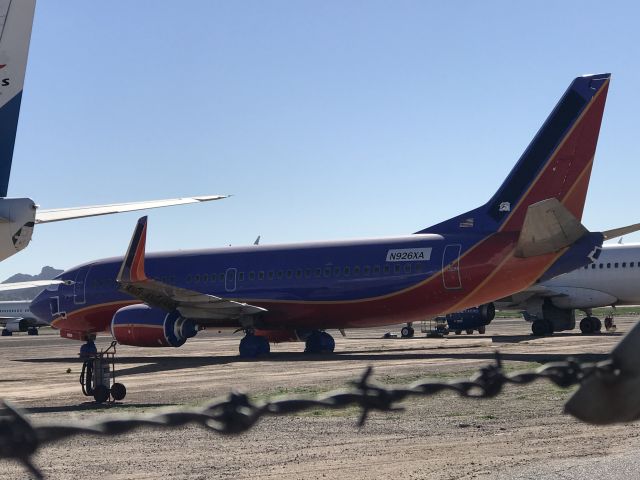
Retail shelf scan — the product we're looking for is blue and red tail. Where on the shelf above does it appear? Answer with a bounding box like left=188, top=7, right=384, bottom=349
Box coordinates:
left=419, top=73, right=610, bottom=234
left=0, top=0, right=36, bottom=198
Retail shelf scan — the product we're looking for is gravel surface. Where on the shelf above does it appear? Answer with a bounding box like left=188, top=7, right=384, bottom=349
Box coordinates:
left=0, top=317, right=636, bottom=479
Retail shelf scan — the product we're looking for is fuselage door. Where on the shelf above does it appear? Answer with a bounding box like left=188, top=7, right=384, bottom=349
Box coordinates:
left=442, top=244, right=462, bottom=289
left=73, top=266, right=91, bottom=305
left=225, top=268, right=237, bottom=292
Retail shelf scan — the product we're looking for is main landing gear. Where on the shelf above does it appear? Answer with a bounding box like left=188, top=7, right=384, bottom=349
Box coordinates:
left=579, top=316, right=602, bottom=335
left=531, top=318, right=554, bottom=336
left=79, top=340, right=127, bottom=403
left=239, top=331, right=270, bottom=358
left=304, top=330, right=335, bottom=354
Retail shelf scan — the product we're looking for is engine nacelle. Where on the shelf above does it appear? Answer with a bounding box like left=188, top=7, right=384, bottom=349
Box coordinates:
left=445, top=303, right=495, bottom=330
left=253, top=329, right=313, bottom=343
left=111, top=304, right=198, bottom=347
left=5, top=318, right=29, bottom=332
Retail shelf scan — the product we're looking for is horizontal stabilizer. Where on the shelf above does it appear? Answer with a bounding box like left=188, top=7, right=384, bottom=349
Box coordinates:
left=515, top=198, right=588, bottom=258
left=602, top=223, right=640, bottom=241
left=35, top=195, right=228, bottom=224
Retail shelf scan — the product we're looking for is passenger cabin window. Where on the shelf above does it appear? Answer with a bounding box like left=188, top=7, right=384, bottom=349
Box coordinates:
left=615, top=263, right=619, bottom=268
left=622, top=263, right=626, bottom=268
left=383, top=265, right=390, bottom=274
left=258, top=271, right=265, bottom=280
left=599, top=264, right=603, bottom=269
left=238, top=272, right=244, bottom=281
left=343, top=266, right=350, bottom=276
left=591, top=264, right=596, bottom=269
left=353, top=266, right=360, bottom=276
left=632, top=262, right=635, bottom=268
left=394, top=264, right=401, bottom=274
left=607, top=263, right=611, bottom=268
left=249, top=272, right=255, bottom=280
left=364, top=266, right=371, bottom=275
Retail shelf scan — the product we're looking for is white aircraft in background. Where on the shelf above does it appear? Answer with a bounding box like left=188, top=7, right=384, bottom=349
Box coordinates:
left=0, top=299, right=42, bottom=335
left=497, top=243, right=640, bottom=336
left=0, top=1, right=226, bottom=266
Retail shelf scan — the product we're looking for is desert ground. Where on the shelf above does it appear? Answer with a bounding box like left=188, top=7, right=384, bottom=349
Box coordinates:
left=1, top=317, right=638, bottom=479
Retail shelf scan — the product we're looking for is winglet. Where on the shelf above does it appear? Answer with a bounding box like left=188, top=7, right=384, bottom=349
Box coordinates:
left=117, top=216, right=148, bottom=283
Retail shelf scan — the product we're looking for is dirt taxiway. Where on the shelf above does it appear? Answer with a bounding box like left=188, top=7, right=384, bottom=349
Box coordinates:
left=1, top=317, right=639, bottom=479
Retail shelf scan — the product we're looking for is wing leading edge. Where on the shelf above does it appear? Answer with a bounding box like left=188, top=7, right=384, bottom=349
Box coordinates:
left=35, top=195, right=228, bottom=224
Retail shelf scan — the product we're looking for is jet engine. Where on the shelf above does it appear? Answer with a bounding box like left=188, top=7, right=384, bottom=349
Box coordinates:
left=446, top=303, right=495, bottom=333
left=4, top=318, right=29, bottom=332
left=111, top=304, right=198, bottom=347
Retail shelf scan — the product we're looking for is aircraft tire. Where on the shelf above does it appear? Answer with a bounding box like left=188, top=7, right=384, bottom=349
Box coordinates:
left=93, top=385, right=110, bottom=403
left=27, top=327, right=38, bottom=336
left=531, top=319, right=547, bottom=336
left=580, top=317, right=594, bottom=335
left=454, top=330, right=462, bottom=335
left=401, top=326, right=414, bottom=338
left=591, top=317, right=602, bottom=332
left=478, top=326, right=486, bottom=334
left=305, top=331, right=335, bottom=354
left=1, top=329, right=12, bottom=336
left=465, top=329, right=474, bottom=335
left=111, top=383, right=127, bottom=401
left=239, top=334, right=269, bottom=358
left=545, top=320, right=554, bottom=336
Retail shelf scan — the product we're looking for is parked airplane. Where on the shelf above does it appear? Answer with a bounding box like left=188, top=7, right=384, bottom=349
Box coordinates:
left=31, top=73, right=624, bottom=367
left=497, top=242, right=640, bottom=335
left=0, top=0, right=226, bottom=264
left=0, top=299, right=43, bottom=335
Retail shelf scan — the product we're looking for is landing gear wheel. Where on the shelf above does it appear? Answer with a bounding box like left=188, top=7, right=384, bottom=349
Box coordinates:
left=27, top=327, right=38, bottom=336
left=591, top=317, right=602, bottom=332
left=465, top=329, right=474, bottom=335
left=545, top=320, right=554, bottom=336
left=239, top=334, right=270, bottom=358
left=580, top=317, right=594, bottom=334
left=454, top=330, right=462, bottom=335
left=305, top=331, right=335, bottom=354
left=478, top=326, right=486, bottom=335
left=531, top=319, right=548, bottom=336
left=110, top=382, right=127, bottom=401
left=400, top=326, right=415, bottom=338
left=93, top=385, right=109, bottom=403
left=1, top=329, right=12, bottom=336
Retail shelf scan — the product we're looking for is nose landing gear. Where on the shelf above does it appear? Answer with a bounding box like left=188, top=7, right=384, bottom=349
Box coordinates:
left=79, top=340, right=127, bottom=403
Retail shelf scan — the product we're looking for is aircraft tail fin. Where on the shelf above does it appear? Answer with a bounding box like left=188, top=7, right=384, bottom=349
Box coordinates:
left=418, top=73, right=610, bottom=235
left=0, top=0, right=36, bottom=197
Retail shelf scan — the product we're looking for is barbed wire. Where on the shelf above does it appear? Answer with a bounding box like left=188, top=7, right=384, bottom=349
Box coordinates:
left=0, top=352, right=620, bottom=479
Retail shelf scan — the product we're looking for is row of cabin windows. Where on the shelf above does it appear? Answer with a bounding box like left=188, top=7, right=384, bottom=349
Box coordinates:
left=584, top=261, right=638, bottom=269
left=186, top=262, right=425, bottom=284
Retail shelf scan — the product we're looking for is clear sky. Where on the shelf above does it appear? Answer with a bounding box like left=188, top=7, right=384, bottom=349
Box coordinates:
left=1, top=0, right=639, bottom=280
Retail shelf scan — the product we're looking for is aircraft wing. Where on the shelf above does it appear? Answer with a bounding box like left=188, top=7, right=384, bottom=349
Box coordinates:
left=35, top=195, right=227, bottom=224
left=116, top=216, right=266, bottom=322
left=0, top=279, right=70, bottom=291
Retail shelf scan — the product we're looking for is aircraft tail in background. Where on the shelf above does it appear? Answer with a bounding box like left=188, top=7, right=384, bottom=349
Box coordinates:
left=419, top=73, right=610, bottom=235
left=0, top=0, right=36, bottom=197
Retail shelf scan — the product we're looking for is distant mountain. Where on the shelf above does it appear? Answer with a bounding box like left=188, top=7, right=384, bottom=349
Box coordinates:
left=0, top=266, right=64, bottom=301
